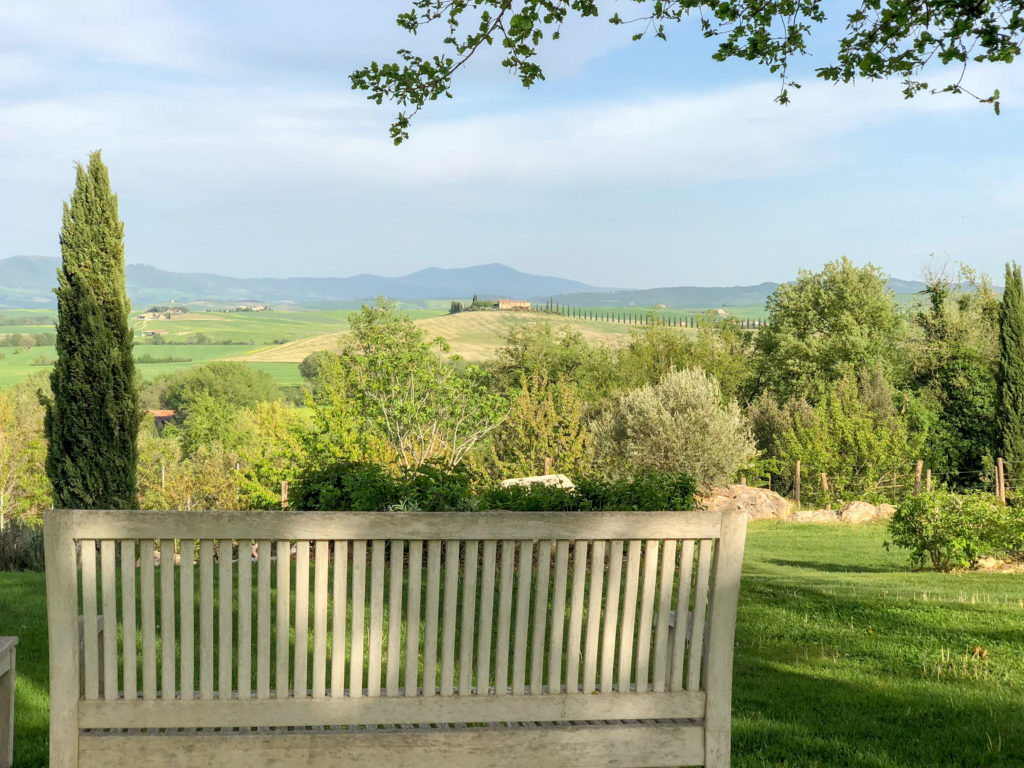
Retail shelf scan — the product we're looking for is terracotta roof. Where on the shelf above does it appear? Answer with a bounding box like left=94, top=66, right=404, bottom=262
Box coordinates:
left=147, top=409, right=176, bottom=418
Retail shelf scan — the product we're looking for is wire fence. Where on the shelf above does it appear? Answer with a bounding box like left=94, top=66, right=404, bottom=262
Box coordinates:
left=739, top=458, right=1011, bottom=510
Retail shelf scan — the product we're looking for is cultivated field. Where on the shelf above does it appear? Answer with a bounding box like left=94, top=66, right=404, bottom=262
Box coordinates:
left=0, top=305, right=701, bottom=388
left=223, top=311, right=637, bottom=364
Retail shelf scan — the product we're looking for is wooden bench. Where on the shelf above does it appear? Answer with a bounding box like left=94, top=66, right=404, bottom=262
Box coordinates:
left=45, top=508, right=747, bottom=767
left=0, top=636, right=16, bottom=768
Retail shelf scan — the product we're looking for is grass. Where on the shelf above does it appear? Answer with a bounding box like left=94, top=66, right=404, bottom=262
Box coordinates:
left=2, top=522, right=1022, bottom=767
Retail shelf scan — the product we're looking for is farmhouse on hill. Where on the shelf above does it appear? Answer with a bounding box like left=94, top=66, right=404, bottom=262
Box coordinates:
left=494, top=298, right=531, bottom=311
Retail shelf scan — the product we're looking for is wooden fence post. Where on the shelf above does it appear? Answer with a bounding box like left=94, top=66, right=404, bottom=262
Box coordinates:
left=281, top=481, right=289, bottom=510
left=997, top=458, right=1006, bottom=503
left=794, top=461, right=801, bottom=509
left=821, top=473, right=829, bottom=511
left=914, top=460, right=923, bottom=496
left=740, top=476, right=746, bottom=486
left=926, top=469, right=932, bottom=493
left=543, top=457, right=552, bottom=475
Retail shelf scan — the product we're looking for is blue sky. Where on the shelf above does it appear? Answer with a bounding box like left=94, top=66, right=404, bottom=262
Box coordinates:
left=2, top=1, right=1022, bottom=289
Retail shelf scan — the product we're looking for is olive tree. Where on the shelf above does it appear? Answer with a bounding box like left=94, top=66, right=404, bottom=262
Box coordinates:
left=594, top=367, right=754, bottom=489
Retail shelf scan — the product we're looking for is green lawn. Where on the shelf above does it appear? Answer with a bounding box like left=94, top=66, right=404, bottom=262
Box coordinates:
left=2, top=522, right=1021, bottom=767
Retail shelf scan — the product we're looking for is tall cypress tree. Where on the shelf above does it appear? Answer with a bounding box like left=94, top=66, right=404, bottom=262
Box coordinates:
left=43, top=151, right=140, bottom=509
left=998, top=261, right=1024, bottom=487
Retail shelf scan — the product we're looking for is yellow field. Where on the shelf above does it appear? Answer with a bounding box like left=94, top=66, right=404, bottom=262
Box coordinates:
left=237, top=311, right=637, bottom=364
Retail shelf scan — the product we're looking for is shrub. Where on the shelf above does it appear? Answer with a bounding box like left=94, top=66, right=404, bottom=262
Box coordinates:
left=593, top=367, right=755, bottom=489
left=886, top=489, right=1024, bottom=570
left=480, top=473, right=697, bottom=512
left=291, top=461, right=398, bottom=511
left=0, top=518, right=45, bottom=572
left=294, top=460, right=696, bottom=513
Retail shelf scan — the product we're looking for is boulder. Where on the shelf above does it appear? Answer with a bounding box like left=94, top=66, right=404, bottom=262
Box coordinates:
left=700, top=485, right=792, bottom=520
left=788, top=501, right=897, bottom=524
left=838, top=500, right=896, bottom=524
left=791, top=508, right=839, bottom=523
left=501, top=473, right=576, bottom=491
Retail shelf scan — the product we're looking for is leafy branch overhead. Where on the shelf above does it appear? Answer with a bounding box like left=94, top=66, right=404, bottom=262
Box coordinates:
left=350, top=1, right=1022, bottom=143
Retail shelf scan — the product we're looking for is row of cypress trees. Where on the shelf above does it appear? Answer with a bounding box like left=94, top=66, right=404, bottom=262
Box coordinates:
left=36, top=151, right=1024, bottom=509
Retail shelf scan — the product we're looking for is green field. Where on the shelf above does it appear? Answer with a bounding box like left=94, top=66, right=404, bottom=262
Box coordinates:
left=0, top=309, right=447, bottom=390
left=0, top=308, right=650, bottom=387
left=2, top=522, right=1021, bottom=767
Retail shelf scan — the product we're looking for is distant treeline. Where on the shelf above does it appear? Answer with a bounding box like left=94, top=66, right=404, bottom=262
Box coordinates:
left=541, top=301, right=767, bottom=329
left=0, top=315, right=54, bottom=327
left=136, top=354, right=193, bottom=364
left=145, top=333, right=259, bottom=346
left=0, top=332, right=56, bottom=347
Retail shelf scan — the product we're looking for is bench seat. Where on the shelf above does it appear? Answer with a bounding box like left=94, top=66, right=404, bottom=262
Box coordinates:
left=79, top=719, right=704, bottom=768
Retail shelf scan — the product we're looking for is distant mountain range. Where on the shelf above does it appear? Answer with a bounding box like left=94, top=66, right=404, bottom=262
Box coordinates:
left=0, top=257, right=599, bottom=308
left=0, top=255, right=929, bottom=311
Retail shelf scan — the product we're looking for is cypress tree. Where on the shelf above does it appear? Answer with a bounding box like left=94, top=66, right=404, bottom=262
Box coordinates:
left=998, top=261, right=1024, bottom=487
left=43, top=151, right=140, bottom=509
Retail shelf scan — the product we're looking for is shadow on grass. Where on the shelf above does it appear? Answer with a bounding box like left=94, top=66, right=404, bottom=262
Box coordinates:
left=765, top=558, right=897, bottom=574
left=733, top=658, right=1024, bottom=768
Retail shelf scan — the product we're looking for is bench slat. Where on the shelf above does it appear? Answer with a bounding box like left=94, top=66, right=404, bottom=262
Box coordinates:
left=441, top=540, right=460, bottom=696
left=476, top=540, right=496, bottom=694
left=312, top=540, right=328, bottom=699
left=600, top=541, right=623, bottom=693
left=180, top=540, right=195, bottom=699
left=565, top=541, right=587, bottom=693
left=274, top=539, right=290, bottom=698
left=349, top=540, right=366, bottom=698
left=458, top=541, right=478, bottom=695
left=80, top=540, right=99, bottom=701
left=546, top=541, right=568, bottom=693
left=294, top=540, right=310, bottom=698
left=64, top=509, right=723, bottom=543
left=511, top=541, right=532, bottom=695
left=120, top=540, right=137, bottom=702
left=529, top=541, right=551, bottom=695
left=257, top=540, right=271, bottom=699
left=78, top=689, right=707, bottom=729
left=616, top=541, right=641, bottom=693
left=634, top=540, right=660, bottom=692
left=494, top=541, right=515, bottom=695
left=652, top=540, right=677, bottom=693
left=239, top=541, right=253, bottom=699
left=686, top=540, right=713, bottom=692
left=669, top=540, right=695, bottom=692
left=386, top=540, right=404, bottom=696
left=403, top=541, right=421, bottom=696
left=141, top=541, right=157, bottom=701
left=162, top=539, right=177, bottom=701
left=582, top=540, right=605, bottom=694
left=367, top=540, right=384, bottom=697
left=100, top=540, right=118, bottom=700
left=199, top=540, right=214, bottom=700
left=422, top=540, right=442, bottom=697
left=330, top=540, right=347, bottom=697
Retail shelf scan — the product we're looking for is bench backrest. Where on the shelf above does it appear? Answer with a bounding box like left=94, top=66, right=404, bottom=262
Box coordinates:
left=45, top=509, right=746, bottom=761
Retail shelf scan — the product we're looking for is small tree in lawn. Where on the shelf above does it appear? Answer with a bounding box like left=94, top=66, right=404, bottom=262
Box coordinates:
left=998, top=262, right=1024, bottom=491
left=43, top=151, right=141, bottom=509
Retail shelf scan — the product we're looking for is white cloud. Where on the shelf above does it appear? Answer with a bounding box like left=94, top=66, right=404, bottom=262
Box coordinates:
left=0, top=59, right=1021, bottom=206
left=0, top=0, right=200, bottom=67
